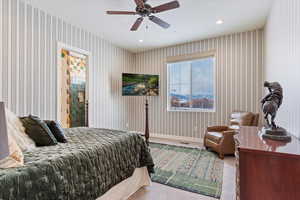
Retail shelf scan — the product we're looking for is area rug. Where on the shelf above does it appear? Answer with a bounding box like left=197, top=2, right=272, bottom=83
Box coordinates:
left=150, top=143, right=224, bottom=199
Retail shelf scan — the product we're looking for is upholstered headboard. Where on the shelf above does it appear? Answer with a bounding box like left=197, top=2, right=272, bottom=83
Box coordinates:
left=0, top=102, right=9, bottom=160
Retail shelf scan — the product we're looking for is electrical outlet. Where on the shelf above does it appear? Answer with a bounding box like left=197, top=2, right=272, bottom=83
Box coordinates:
left=194, top=126, right=198, bottom=131
left=126, top=123, right=129, bottom=128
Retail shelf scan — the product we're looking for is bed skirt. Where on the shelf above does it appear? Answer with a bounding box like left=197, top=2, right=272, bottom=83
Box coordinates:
left=98, top=167, right=151, bottom=200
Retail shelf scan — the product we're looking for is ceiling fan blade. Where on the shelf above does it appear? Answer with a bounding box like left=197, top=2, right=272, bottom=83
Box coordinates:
left=106, top=11, right=137, bottom=15
left=149, top=16, right=170, bottom=29
left=131, top=17, right=144, bottom=31
left=152, top=1, right=180, bottom=13
left=134, top=0, right=145, bottom=8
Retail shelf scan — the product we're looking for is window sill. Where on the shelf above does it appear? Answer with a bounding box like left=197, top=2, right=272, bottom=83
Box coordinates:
left=167, top=108, right=216, bottom=113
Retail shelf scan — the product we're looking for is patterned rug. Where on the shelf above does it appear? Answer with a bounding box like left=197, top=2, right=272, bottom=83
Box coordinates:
left=150, top=143, right=224, bottom=199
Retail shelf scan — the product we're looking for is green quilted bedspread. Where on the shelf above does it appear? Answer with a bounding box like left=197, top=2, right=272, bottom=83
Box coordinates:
left=0, top=128, right=154, bottom=200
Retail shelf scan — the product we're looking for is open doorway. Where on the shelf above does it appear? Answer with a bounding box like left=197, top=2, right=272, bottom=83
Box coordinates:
left=57, top=43, right=90, bottom=128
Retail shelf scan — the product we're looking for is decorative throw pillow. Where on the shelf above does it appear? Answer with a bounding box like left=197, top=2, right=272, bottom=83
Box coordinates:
left=20, top=115, right=58, bottom=146
left=0, top=134, right=24, bottom=169
left=5, top=108, right=36, bottom=151
left=44, top=120, right=68, bottom=143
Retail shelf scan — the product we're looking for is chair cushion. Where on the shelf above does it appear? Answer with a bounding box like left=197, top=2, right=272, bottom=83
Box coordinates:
left=230, top=111, right=257, bottom=126
left=230, top=118, right=240, bottom=125
left=240, top=112, right=254, bottom=126
left=229, top=125, right=240, bottom=131
left=206, top=132, right=223, bottom=143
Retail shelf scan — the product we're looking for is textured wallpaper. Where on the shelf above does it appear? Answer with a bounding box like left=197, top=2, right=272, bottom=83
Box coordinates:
left=265, top=0, right=300, bottom=138
left=0, top=0, right=135, bottom=129
left=0, top=0, right=266, bottom=139
left=130, top=30, right=265, bottom=139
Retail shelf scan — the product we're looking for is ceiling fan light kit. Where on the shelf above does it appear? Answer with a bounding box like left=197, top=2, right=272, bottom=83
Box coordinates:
left=106, top=0, right=180, bottom=31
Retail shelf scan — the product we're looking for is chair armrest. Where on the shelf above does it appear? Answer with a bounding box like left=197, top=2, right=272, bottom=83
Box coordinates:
left=222, top=130, right=236, bottom=136
left=207, top=126, right=229, bottom=132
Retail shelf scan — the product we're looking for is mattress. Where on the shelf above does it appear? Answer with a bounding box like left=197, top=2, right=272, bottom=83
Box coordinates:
left=0, top=127, right=154, bottom=200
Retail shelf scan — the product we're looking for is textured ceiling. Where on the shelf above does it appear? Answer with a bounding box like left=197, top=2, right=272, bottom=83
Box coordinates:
left=24, top=0, right=274, bottom=52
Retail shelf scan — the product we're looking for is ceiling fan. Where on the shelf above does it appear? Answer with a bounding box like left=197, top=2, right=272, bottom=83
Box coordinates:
left=106, top=0, right=180, bottom=31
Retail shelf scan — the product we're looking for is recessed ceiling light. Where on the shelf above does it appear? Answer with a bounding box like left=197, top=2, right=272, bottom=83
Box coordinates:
left=139, top=39, right=144, bottom=43
left=216, top=19, right=224, bottom=25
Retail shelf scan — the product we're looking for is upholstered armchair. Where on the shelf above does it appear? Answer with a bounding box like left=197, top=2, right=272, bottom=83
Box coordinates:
left=229, top=111, right=260, bottom=129
left=204, top=111, right=259, bottom=159
left=204, top=126, right=236, bottom=159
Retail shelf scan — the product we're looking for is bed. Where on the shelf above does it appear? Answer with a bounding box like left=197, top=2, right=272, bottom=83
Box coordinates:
left=0, top=127, right=154, bottom=200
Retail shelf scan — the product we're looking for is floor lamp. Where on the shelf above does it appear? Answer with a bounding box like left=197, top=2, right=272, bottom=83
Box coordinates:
left=0, top=102, right=9, bottom=160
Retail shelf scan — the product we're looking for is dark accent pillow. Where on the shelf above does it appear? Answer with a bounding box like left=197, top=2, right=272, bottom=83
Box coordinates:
left=20, top=115, right=58, bottom=146
left=44, top=120, right=68, bottom=143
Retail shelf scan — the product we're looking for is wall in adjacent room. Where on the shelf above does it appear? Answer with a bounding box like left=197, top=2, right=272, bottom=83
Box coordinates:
left=130, top=30, right=265, bottom=139
left=0, top=0, right=135, bottom=129
left=265, top=0, right=300, bottom=137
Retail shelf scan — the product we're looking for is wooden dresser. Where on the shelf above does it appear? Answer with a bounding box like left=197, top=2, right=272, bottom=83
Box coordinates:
left=235, top=127, right=300, bottom=200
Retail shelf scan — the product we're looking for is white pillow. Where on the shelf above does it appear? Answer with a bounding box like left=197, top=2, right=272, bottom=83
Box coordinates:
left=0, top=134, right=24, bottom=169
left=5, top=108, right=35, bottom=151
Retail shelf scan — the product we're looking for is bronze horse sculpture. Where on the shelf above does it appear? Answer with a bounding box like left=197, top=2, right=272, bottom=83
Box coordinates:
left=261, top=81, right=291, bottom=141
left=261, top=81, right=283, bottom=129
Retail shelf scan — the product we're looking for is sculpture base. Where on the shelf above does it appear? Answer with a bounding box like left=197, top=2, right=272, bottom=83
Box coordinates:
left=261, top=127, right=291, bottom=142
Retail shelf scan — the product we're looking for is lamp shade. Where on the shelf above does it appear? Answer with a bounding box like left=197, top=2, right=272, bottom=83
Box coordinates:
left=0, top=102, right=9, bottom=160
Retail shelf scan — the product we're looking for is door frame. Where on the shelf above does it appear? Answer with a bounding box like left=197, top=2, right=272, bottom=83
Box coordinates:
left=56, top=42, right=91, bottom=127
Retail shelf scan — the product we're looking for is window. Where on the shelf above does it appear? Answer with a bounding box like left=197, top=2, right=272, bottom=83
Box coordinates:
left=167, top=55, right=215, bottom=112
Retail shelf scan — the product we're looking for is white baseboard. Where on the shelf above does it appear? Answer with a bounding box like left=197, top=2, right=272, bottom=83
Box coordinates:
left=130, top=130, right=203, bottom=145
left=149, top=133, right=203, bottom=145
